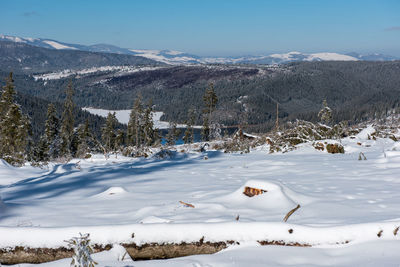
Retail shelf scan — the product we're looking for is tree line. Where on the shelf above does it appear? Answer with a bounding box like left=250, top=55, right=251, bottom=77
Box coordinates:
left=0, top=73, right=221, bottom=166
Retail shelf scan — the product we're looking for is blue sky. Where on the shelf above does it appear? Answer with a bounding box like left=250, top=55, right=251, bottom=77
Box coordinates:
left=1, top=0, right=400, bottom=56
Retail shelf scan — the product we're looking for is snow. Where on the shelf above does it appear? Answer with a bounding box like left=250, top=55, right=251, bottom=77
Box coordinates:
left=42, top=40, right=77, bottom=50
left=1, top=133, right=400, bottom=266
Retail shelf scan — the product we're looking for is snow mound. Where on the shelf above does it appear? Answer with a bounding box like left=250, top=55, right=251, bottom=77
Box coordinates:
left=215, top=180, right=299, bottom=210
left=357, top=125, right=375, bottom=140
left=140, top=216, right=172, bottom=224
left=95, top=187, right=128, bottom=197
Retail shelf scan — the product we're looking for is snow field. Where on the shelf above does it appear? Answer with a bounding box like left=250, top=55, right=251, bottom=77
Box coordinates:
left=1, top=129, right=400, bottom=266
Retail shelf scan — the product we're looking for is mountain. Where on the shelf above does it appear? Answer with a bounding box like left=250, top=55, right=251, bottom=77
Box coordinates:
left=345, top=52, right=397, bottom=61
left=1, top=34, right=398, bottom=65
left=0, top=40, right=161, bottom=74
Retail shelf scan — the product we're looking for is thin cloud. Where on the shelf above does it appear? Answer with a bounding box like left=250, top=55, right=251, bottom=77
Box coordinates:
left=22, top=11, right=38, bottom=17
left=385, top=26, right=400, bottom=31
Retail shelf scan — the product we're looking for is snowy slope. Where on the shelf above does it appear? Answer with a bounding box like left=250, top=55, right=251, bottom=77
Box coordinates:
left=0, top=129, right=400, bottom=266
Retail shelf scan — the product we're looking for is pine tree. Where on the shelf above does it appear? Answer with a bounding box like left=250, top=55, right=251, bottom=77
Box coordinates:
left=183, top=109, right=195, bottom=144
left=59, top=81, right=75, bottom=160
left=101, top=112, right=118, bottom=153
left=0, top=73, right=15, bottom=118
left=44, top=103, right=61, bottom=160
left=201, top=116, right=210, bottom=141
left=202, top=83, right=218, bottom=141
left=143, top=101, right=155, bottom=146
left=166, top=122, right=181, bottom=146
left=0, top=73, right=31, bottom=166
left=0, top=104, right=30, bottom=166
left=127, top=95, right=144, bottom=147
left=203, top=83, right=218, bottom=119
left=114, top=129, right=125, bottom=151
left=75, top=120, right=96, bottom=158
left=318, top=99, right=332, bottom=126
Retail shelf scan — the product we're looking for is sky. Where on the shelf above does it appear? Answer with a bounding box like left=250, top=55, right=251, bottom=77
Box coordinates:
left=1, top=0, right=400, bottom=56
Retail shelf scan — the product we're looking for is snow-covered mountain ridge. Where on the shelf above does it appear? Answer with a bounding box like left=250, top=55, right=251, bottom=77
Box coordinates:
left=1, top=34, right=398, bottom=65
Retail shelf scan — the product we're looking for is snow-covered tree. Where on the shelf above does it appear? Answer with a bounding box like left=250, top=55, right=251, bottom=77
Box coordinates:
left=0, top=73, right=31, bottom=166
left=318, top=99, right=332, bottom=126
left=66, top=233, right=97, bottom=267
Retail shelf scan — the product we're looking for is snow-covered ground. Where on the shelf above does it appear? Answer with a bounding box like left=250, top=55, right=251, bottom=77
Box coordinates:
left=1, top=130, right=400, bottom=266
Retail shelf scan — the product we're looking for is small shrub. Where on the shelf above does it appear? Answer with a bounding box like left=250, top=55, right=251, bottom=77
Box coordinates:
left=65, top=233, right=97, bottom=267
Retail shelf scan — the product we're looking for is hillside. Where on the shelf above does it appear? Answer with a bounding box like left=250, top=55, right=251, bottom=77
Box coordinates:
left=11, top=61, right=400, bottom=132
left=0, top=41, right=161, bottom=74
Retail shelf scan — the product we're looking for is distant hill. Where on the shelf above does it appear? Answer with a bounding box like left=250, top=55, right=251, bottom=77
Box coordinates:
left=7, top=61, right=400, bottom=132
left=1, top=34, right=397, bottom=65
left=0, top=41, right=161, bottom=74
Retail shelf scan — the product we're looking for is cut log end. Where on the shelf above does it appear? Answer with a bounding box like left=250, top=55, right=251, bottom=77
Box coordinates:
left=243, top=186, right=267, bottom=197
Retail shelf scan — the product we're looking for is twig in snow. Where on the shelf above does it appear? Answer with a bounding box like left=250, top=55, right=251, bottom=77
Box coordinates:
left=358, top=152, right=367, bottom=160
left=377, top=230, right=383, bottom=237
left=283, top=204, right=301, bottom=222
left=179, top=201, right=195, bottom=208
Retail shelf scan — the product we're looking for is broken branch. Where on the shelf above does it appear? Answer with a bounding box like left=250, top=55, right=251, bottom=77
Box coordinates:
left=283, top=204, right=301, bottom=222
left=179, top=201, right=195, bottom=208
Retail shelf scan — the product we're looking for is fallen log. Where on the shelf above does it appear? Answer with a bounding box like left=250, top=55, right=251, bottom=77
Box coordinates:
left=0, top=244, right=111, bottom=265
left=0, top=239, right=313, bottom=265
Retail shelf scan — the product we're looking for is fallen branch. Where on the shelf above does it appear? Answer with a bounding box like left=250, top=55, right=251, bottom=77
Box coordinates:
left=283, top=204, right=301, bottom=222
left=179, top=201, right=195, bottom=208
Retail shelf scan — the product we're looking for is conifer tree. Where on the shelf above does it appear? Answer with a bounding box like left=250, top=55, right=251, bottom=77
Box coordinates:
left=0, top=104, right=30, bottom=165
left=127, top=95, right=144, bottom=147
left=44, top=103, right=61, bottom=160
left=59, top=81, right=75, bottom=159
left=0, top=73, right=30, bottom=166
left=102, top=112, right=118, bottom=152
left=202, top=83, right=218, bottom=141
left=0, top=73, right=15, bottom=118
left=318, top=99, right=332, bottom=126
left=143, top=101, right=155, bottom=146
left=75, top=120, right=97, bottom=158
left=166, top=122, right=181, bottom=146
left=183, top=109, right=195, bottom=144
left=114, top=129, right=125, bottom=151
left=201, top=116, right=210, bottom=141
